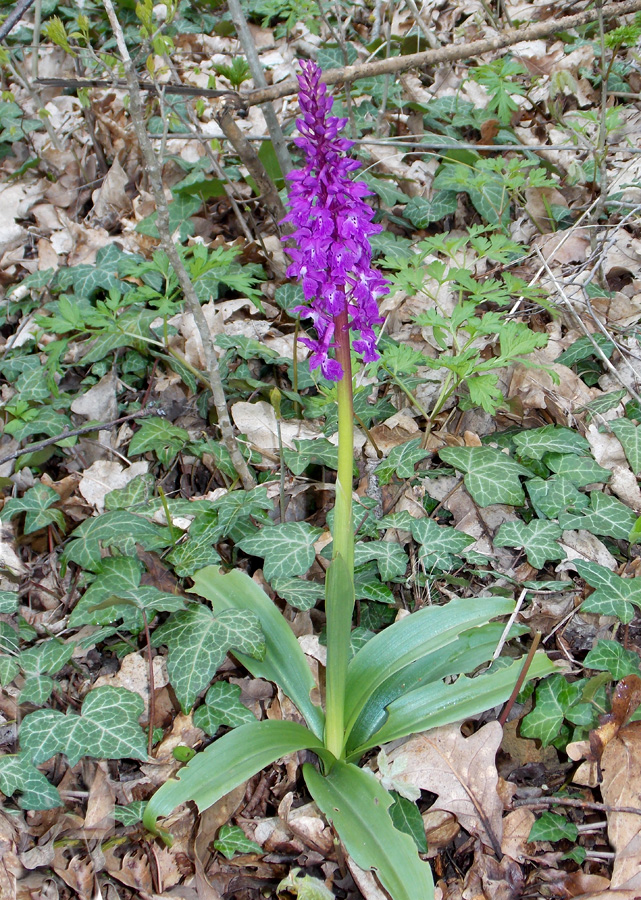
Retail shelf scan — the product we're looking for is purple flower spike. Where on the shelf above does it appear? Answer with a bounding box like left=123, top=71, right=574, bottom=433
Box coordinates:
left=283, top=59, right=387, bottom=381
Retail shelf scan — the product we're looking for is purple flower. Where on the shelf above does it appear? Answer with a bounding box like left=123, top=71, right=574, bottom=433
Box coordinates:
left=283, top=59, right=387, bottom=381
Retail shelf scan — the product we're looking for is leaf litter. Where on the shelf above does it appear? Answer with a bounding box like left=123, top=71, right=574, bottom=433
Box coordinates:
left=4, top=0, right=641, bottom=897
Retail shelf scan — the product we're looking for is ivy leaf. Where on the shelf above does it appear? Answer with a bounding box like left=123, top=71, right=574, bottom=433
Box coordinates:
left=520, top=674, right=583, bottom=746
left=545, top=454, right=611, bottom=486
left=283, top=439, right=339, bottom=475
left=404, top=191, right=458, bottom=227
left=19, top=675, right=54, bottom=705
left=555, top=334, right=615, bottom=366
left=529, top=811, right=578, bottom=842
left=559, top=492, right=637, bottom=540
left=20, top=638, right=74, bottom=676
left=354, top=540, right=408, bottom=580
left=1, top=483, right=65, bottom=535
left=410, top=519, right=475, bottom=570
left=152, top=606, right=265, bottom=712
left=105, top=473, right=156, bottom=511
left=494, top=520, right=564, bottom=569
left=61, top=510, right=172, bottom=571
left=579, top=390, right=627, bottom=421
left=270, top=577, right=324, bottom=611
left=237, top=523, right=321, bottom=581
left=513, top=426, right=589, bottom=460
left=15, top=364, right=50, bottom=402
left=375, top=439, right=430, bottom=485
left=277, top=868, right=336, bottom=900
left=610, top=418, right=641, bottom=474
left=20, top=686, right=148, bottom=766
left=128, top=419, right=190, bottom=466
left=389, top=793, right=428, bottom=853
left=575, top=560, right=641, bottom=624
left=584, top=640, right=640, bottom=679
left=193, top=682, right=256, bottom=735
left=167, top=523, right=222, bottom=577
left=0, top=658, right=19, bottom=686
left=439, top=446, right=531, bottom=507
left=0, top=592, right=18, bottom=613
left=0, top=753, right=61, bottom=809
left=274, top=282, right=305, bottom=312
left=113, top=801, right=147, bottom=826
left=526, top=476, right=589, bottom=519
left=214, top=824, right=263, bottom=860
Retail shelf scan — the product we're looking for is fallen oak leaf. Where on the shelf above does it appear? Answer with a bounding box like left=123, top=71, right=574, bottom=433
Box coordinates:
left=387, top=721, right=504, bottom=855
left=601, top=721, right=641, bottom=891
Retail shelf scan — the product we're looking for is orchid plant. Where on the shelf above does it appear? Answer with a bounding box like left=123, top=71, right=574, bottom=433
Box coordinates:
left=143, top=61, right=554, bottom=899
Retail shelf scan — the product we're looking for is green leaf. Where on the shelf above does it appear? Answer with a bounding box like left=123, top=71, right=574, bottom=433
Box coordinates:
left=193, top=682, right=256, bottom=735
left=559, top=492, right=637, bottom=540
left=545, top=454, right=611, bottom=486
left=555, top=334, right=614, bottom=366
left=439, top=446, right=531, bottom=506
left=494, top=520, right=564, bottom=569
left=274, top=282, right=305, bottom=311
left=526, top=476, right=589, bottom=518
left=389, top=793, right=428, bottom=853
left=303, top=761, right=434, bottom=900
left=277, top=869, right=336, bottom=900
left=513, top=426, right=589, bottom=460
left=610, top=418, right=641, bottom=474
left=237, top=523, right=321, bottom=581
left=105, top=473, right=156, bottom=511
left=0, top=657, right=20, bottom=686
left=1, top=483, right=65, bottom=535
left=153, top=606, right=264, bottom=712
left=361, top=172, right=408, bottom=206
left=0, top=753, right=61, bottom=809
left=520, top=674, right=583, bottom=746
left=166, top=525, right=222, bottom=577
left=143, top=720, right=331, bottom=835
left=375, top=439, right=430, bottom=485
left=20, top=686, right=147, bottom=766
left=270, top=576, right=324, bottom=611
left=529, top=811, right=578, bottom=842
left=128, top=419, right=190, bottom=466
left=410, top=519, right=475, bottom=571
left=282, top=439, right=339, bottom=475
left=20, top=638, right=74, bottom=675
left=584, top=640, right=640, bottom=679
left=363, top=654, right=555, bottom=751
left=214, top=824, right=263, bottom=859
left=579, top=390, right=627, bottom=421
left=19, top=675, right=54, bottom=705
left=404, top=191, right=458, bottom=227
left=61, top=510, right=172, bottom=571
left=0, top=591, right=18, bottom=613
left=353, top=541, right=408, bottom=581
left=113, top=801, right=147, bottom=826
left=575, top=559, right=641, bottom=624
left=344, top=597, right=516, bottom=742
left=15, top=364, right=50, bottom=402
left=191, top=567, right=324, bottom=738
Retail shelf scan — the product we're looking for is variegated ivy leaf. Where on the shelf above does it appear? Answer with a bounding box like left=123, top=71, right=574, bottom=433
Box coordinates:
left=152, top=606, right=265, bottom=712
left=526, top=476, right=589, bottom=519
left=1, top=483, right=65, bottom=535
left=277, top=868, right=335, bottom=900
left=19, top=675, right=54, bottom=705
left=20, top=686, right=147, bottom=767
left=0, top=657, right=19, bottom=686
left=513, top=426, right=589, bottom=460
left=584, top=640, right=640, bottom=679
left=69, top=556, right=184, bottom=630
left=271, top=577, right=324, bottom=611
left=410, top=518, right=475, bottom=571
left=0, top=591, right=19, bottom=613
left=193, top=682, right=256, bottom=735
left=105, top=473, right=156, bottom=511
left=0, top=753, right=61, bottom=809
left=0, top=623, right=19, bottom=654
left=354, top=540, right=408, bottom=581
left=15, top=363, right=50, bottom=402
left=375, top=438, right=430, bottom=485
left=167, top=520, right=222, bottom=578
left=575, top=559, right=641, bottom=624
left=494, top=520, right=564, bottom=569
left=610, top=418, right=641, bottom=474
left=545, top=454, right=611, bottom=486
left=113, top=801, right=147, bottom=826
left=214, top=824, right=263, bottom=860
left=404, top=191, right=459, bottom=227
left=61, top=510, right=172, bottom=571
left=128, top=418, right=190, bottom=466
left=20, top=638, right=74, bottom=676
left=282, top=439, right=339, bottom=475
left=520, top=674, right=583, bottom=746
left=579, top=390, right=627, bottom=421
left=237, top=522, right=321, bottom=581
left=439, top=446, right=531, bottom=507
left=559, top=492, right=637, bottom=540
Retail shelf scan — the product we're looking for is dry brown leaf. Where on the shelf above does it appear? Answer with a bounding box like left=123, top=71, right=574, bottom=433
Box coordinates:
left=78, top=459, right=149, bottom=512
left=387, top=722, right=504, bottom=852
left=500, top=808, right=535, bottom=863
left=601, top=720, right=641, bottom=890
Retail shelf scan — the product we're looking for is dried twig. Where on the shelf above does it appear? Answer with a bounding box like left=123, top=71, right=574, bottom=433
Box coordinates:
left=244, top=0, right=641, bottom=105
left=0, top=0, right=37, bottom=42
left=514, top=796, right=641, bottom=817
left=0, top=409, right=162, bottom=468
left=101, top=0, right=256, bottom=490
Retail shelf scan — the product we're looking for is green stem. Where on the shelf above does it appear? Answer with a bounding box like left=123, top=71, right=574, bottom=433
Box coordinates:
left=324, top=306, right=355, bottom=760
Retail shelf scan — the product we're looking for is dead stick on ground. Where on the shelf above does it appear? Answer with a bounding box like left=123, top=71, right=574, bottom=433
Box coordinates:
left=244, top=0, right=641, bottom=106
left=100, top=0, right=256, bottom=491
